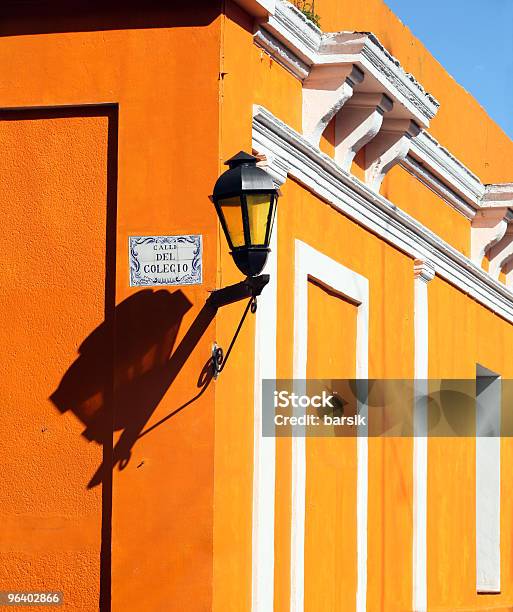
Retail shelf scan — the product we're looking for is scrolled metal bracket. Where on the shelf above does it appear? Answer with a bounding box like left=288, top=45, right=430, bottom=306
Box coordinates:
left=208, top=275, right=268, bottom=379
left=211, top=293, right=259, bottom=380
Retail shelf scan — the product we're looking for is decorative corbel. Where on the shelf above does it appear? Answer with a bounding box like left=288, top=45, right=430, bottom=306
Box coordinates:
left=334, top=93, right=393, bottom=170
left=302, top=64, right=364, bottom=146
left=364, top=119, right=421, bottom=192
left=472, top=184, right=513, bottom=267
left=488, top=216, right=513, bottom=279
left=505, top=260, right=513, bottom=290
left=471, top=208, right=508, bottom=267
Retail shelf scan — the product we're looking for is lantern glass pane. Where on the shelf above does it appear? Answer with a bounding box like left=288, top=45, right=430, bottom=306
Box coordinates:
left=219, top=196, right=245, bottom=248
left=266, top=194, right=278, bottom=244
left=246, top=193, right=273, bottom=246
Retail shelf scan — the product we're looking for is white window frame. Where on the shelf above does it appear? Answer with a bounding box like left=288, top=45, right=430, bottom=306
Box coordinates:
left=291, top=239, right=369, bottom=612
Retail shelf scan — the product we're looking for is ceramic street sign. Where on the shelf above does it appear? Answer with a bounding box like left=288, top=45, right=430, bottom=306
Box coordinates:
left=129, top=234, right=202, bottom=287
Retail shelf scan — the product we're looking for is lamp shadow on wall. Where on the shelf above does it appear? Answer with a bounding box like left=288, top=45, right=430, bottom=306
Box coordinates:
left=50, top=288, right=217, bottom=490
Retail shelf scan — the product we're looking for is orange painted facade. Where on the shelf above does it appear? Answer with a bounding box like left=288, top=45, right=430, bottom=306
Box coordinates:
left=1, top=1, right=513, bottom=611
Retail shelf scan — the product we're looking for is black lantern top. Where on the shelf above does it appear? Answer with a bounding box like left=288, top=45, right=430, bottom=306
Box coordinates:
left=213, top=151, right=275, bottom=195
left=211, top=151, right=280, bottom=277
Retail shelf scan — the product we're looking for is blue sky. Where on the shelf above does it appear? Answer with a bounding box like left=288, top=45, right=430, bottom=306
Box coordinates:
left=384, top=0, right=513, bottom=140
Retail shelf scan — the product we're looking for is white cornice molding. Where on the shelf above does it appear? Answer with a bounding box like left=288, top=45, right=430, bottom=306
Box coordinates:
left=256, top=2, right=512, bottom=222
left=255, top=151, right=289, bottom=186
left=482, top=183, right=513, bottom=207
left=260, top=2, right=438, bottom=128
left=400, top=155, right=476, bottom=220
left=252, top=105, right=513, bottom=323
left=317, top=32, right=439, bottom=128
left=414, top=259, right=436, bottom=283
left=263, top=0, right=321, bottom=66
left=254, top=28, right=310, bottom=80
left=408, top=131, right=484, bottom=207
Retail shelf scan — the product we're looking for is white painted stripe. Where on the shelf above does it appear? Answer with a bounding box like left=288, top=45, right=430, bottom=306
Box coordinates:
left=291, top=240, right=369, bottom=612
left=356, top=397, right=368, bottom=612
left=476, top=366, right=501, bottom=594
left=252, top=220, right=278, bottom=611
left=290, top=242, right=307, bottom=612
left=412, top=425, right=427, bottom=612
left=412, top=260, right=434, bottom=612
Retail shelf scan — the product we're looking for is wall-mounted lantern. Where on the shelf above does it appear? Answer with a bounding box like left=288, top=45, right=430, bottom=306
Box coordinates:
left=208, top=151, right=280, bottom=378
left=211, top=151, right=280, bottom=277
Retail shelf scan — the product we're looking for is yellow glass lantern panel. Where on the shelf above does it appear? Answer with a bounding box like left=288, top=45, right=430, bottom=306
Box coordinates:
left=246, top=193, right=273, bottom=245
left=219, top=196, right=245, bottom=248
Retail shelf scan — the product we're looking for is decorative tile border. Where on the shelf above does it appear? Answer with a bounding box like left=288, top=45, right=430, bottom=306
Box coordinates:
left=129, top=234, right=202, bottom=287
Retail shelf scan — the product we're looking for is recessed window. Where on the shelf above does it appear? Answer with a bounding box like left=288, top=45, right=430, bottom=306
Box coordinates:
left=476, top=364, right=501, bottom=594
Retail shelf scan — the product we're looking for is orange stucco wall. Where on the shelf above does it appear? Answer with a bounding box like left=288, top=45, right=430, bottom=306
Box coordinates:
left=0, top=4, right=222, bottom=611
left=218, top=1, right=513, bottom=609
left=305, top=282, right=358, bottom=611
left=427, top=276, right=513, bottom=611
left=212, top=5, right=303, bottom=611
left=2, top=1, right=513, bottom=611
left=0, top=111, right=109, bottom=611
left=272, top=179, right=415, bottom=611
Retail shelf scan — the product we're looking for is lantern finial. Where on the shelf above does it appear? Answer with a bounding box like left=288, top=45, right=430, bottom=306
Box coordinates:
left=224, top=151, right=258, bottom=169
